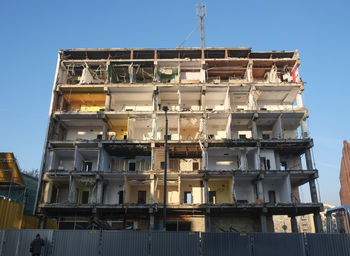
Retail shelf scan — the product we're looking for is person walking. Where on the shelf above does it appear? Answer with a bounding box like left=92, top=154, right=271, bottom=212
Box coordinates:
left=30, top=234, right=45, bottom=256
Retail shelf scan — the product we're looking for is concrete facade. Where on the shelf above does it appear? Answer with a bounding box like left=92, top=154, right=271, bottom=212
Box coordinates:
left=35, top=48, right=323, bottom=232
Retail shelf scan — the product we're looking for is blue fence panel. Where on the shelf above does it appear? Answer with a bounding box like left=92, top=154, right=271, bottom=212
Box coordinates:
left=150, top=231, right=200, bottom=256
left=307, top=233, right=350, bottom=256
left=202, top=232, right=251, bottom=256
left=51, top=230, right=100, bottom=256
left=101, top=231, right=149, bottom=256
left=3, top=229, right=53, bottom=256
left=251, top=232, right=305, bottom=256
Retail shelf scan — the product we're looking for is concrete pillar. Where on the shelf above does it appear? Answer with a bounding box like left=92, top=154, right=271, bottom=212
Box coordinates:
left=204, top=178, right=209, bottom=204
left=52, top=121, right=60, bottom=141
left=254, top=148, right=261, bottom=169
left=305, top=149, right=313, bottom=169
left=301, top=118, right=308, bottom=138
left=152, top=115, right=157, bottom=140
left=313, top=212, right=323, bottom=233
left=149, top=213, right=155, bottom=230
left=68, top=176, right=77, bottom=203
left=239, top=150, right=247, bottom=170
left=96, top=180, right=104, bottom=204
left=291, top=216, right=298, bottom=233
left=43, top=181, right=53, bottom=203
left=272, top=115, right=283, bottom=139
left=201, top=92, right=206, bottom=111
left=202, top=150, right=208, bottom=170
left=153, top=90, right=158, bottom=111
left=205, top=209, right=211, bottom=232
left=309, top=179, right=319, bottom=203
left=257, top=179, right=264, bottom=201
left=105, top=93, right=111, bottom=111
left=231, top=175, right=235, bottom=203
left=252, top=120, right=258, bottom=139
left=296, top=93, right=303, bottom=107
left=260, top=214, right=267, bottom=232
left=150, top=174, right=155, bottom=204
left=102, top=121, right=108, bottom=140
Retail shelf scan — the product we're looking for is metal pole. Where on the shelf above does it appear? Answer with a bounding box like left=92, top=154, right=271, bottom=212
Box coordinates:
left=162, top=106, right=169, bottom=231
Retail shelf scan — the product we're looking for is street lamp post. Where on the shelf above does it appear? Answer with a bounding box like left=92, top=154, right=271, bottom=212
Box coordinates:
left=162, top=105, right=169, bottom=231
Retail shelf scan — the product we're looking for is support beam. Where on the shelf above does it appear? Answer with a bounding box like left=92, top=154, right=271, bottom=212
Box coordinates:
left=296, top=92, right=303, bottom=107
left=96, top=178, right=104, bottom=204
left=272, top=115, right=283, bottom=139
left=260, top=214, right=267, bottom=232
left=105, top=93, right=111, bottom=111
left=102, top=121, right=108, bottom=140
left=313, top=212, right=323, bottom=233
left=68, top=176, right=77, bottom=203
left=251, top=116, right=258, bottom=140
left=291, top=216, right=298, bottom=233
left=204, top=178, right=208, bottom=204
left=150, top=174, right=155, bottom=204
left=301, top=117, right=308, bottom=138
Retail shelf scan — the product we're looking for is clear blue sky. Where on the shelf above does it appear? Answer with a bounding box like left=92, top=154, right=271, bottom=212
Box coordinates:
left=0, top=0, right=349, bottom=206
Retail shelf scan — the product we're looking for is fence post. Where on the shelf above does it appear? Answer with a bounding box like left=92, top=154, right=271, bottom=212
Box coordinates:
left=249, top=234, right=255, bottom=256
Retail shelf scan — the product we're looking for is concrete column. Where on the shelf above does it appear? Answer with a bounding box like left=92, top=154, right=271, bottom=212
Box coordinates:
left=252, top=120, right=258, bottom=139
left=152, top=114, right=157, bottom=139
left=52, top=121, right=60, bottom=140
left=313, top=212, right=323, bottom=233
left=202, top=150, right=208, bottom=170
left=105, top=93, right=111, bottom=111
left=239, top=150, right=247, bottom=170
left=153, top=90, right=158, bottom=111
left=257, top=179, right=264, bottom=202
left=204, top=178, right=209, bottom=204
left=102, top=121, right=108, bottom=140
left=68, top=176, right=77, bottom=203
left=43, top=181, right=53, bottom=203
left=260, top=214, right=267, bottom=232
left=150, top=174, right=155, bottom=204
left=201, top=91, right=206, bottom=111
left=205, top=209, right=211, bottom=232
left=149, top=212, right=155, bottom=230
left=305, top=149, right=313, bottom=169
left=231, top=175, right=235, bottom=203
left=291, top=216, right=298, bottom=233
left=301, top=118, right=308, bottom=138
left=96, top=180, right=104, bottom=204
left=296, top=93, right=303, bottom=107
left=309, top=179, right=319, bottom=203
left=254, top=148, right=261, bottom=169
left=272, top=115, right=283, bottom=139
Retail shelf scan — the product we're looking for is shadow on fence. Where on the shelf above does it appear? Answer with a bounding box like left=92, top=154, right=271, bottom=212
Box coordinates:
left=1, top=229, right=350, bottom=256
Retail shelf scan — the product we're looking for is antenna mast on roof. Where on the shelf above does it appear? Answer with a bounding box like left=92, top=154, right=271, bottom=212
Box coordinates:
left=196, top=2, right=207, bottom=49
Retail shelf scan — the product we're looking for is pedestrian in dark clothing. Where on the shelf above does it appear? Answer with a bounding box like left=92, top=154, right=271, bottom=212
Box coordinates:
left=30, top=234, right=45, bottom=256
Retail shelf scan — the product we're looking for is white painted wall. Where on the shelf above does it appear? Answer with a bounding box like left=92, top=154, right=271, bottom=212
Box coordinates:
left=66, top=127, right=102, bottom=140
left=259, top=150, right=276, bottom=170
left=234, top=179, right=256, bottom=203
left=103, top=180, right=124, bottom=204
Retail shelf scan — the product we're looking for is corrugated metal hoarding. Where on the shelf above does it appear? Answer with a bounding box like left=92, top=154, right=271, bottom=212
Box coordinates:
left=202, top=232, right=251, bottom=256
left=1, top=229, right=350, bottom=256
left=102, top=231, right=149, bottom=256
left=150, top=231, right=200, bottom=256
left=307, top=233, right=350, bottom=256
left=251, top=232, right=305, bottom=256
left=51, top=230, right=100, bottom=256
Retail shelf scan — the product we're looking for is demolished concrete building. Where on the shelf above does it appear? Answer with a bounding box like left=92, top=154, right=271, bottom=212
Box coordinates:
left=34, top=47, right=323, bottom=232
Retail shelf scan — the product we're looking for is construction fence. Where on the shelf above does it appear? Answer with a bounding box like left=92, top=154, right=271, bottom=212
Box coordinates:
left=0, top=199, right=57, bottom=229
left=1, top=229, right=350, bottom=256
